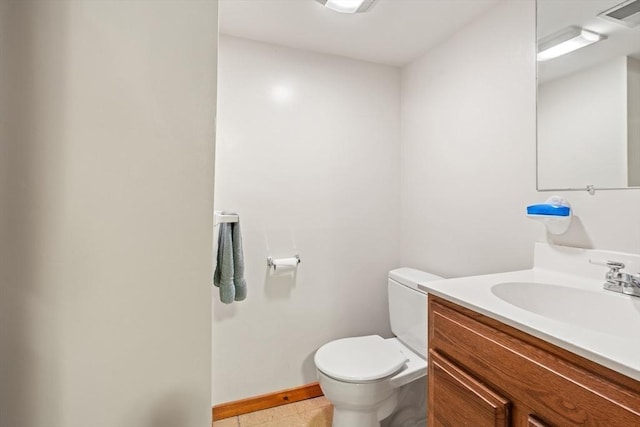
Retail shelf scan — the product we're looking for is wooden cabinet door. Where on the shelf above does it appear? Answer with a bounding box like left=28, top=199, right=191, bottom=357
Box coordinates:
left=429, top=350, right=511, bottom=427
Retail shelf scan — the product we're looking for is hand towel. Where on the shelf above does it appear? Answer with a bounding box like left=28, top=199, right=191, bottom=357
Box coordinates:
left=213, top=222, right=235, bottom=304
left=231, top=220, right=247, bottom=301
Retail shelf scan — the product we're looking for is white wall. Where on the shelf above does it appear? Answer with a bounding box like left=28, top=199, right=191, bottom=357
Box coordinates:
left=213, top=35, right=400, bottom=404
left=538, top=57, right=628, bottom=189
left=399, top=0, right=640, bottom=279
left=212, top=0, right=640, bottom=406
left=0, top=2, right=217, bottom=427
left=400, top=1, right=538, bottom=278
left=628, top=57, right=640, bottom=187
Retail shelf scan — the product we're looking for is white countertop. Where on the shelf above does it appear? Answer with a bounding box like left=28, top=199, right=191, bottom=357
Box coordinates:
left=418, top=267, right=640, bottom=382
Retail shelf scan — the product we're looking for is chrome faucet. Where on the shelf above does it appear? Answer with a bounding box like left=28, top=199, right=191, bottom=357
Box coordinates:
left=590, top=260, right=640, bottom=297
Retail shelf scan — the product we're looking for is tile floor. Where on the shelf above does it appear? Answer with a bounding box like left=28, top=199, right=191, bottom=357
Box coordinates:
left=213, top=396, right=333, bottom=427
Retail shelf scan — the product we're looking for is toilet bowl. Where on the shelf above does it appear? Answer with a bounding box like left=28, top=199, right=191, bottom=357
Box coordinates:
left=314, top=268, right=442, bottom=427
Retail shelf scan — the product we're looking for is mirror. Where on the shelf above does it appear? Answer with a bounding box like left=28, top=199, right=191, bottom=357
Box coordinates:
left=537, top=0, right=640, bottom=190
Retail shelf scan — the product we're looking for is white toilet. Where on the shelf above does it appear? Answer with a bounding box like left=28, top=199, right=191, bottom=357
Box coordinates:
left=314, top=268, right=442, bottom=427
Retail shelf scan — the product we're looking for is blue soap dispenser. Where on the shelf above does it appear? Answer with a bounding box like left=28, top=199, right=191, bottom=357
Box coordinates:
left=526, top=196, right=572, bottom=235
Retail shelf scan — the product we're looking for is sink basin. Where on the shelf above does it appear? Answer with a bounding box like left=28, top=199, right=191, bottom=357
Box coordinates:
left=491, top=282, right=640, bottom=337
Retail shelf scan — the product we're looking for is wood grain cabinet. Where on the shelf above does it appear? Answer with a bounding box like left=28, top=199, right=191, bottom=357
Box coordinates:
left=428, top=295, right=640, bottom=427
left=429, top=350, right=510, bottom=426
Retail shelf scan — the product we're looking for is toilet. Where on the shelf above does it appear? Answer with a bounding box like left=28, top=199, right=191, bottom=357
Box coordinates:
left=314, top=268, right=443, bottom=427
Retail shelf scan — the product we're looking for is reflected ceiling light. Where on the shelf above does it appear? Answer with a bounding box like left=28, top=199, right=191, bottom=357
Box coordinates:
left=537, top=26, right=607, bottom=62
left=315, top=0, right=377, bottom=14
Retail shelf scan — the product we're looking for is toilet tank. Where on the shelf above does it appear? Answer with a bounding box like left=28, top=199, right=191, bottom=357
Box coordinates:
left=388, top=268, right=443, bottom=359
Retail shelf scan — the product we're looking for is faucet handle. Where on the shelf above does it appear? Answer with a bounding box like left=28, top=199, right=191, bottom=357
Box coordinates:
left=590, top=260, right=640, bottom=297
left=589, top=259, right=625, bottom=272
left=590, top=259, right=627, bottom=293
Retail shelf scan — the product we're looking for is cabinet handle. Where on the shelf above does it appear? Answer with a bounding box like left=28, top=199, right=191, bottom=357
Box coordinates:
left=528, top=415, right=550, bottom=427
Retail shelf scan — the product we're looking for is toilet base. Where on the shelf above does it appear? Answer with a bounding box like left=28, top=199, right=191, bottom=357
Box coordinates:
left=331, top=391, right=397, bottom=427
left=332, top=408, right=381, bottom=427
left=318, top=371, right=399, bottom=427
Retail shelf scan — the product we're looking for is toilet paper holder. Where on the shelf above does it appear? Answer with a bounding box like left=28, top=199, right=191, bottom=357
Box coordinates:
left=267, top=254, right=301, bottom=270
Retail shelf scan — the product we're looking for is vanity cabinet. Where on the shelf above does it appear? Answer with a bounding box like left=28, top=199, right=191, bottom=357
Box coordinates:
left=428, top=295, right=640, bottom=427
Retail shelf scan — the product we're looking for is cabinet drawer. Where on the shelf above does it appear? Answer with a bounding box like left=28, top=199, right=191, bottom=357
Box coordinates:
left=429, top=350, right=510, bottom=427
left=429, top=296, right=640, bottom=426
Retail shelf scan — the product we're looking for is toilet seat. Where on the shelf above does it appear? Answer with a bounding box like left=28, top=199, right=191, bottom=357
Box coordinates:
left=314, top=335, right=408, bottom=383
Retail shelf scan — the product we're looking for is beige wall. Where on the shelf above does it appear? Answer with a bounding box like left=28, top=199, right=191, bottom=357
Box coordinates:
left=0, top=2, right=217, bottom=427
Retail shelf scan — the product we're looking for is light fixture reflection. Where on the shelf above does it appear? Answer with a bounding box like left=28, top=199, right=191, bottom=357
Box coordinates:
left=537, top=26, right=607, bottom=62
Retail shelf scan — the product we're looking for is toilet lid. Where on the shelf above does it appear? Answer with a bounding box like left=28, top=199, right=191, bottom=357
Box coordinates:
left=314, top=335, right=408, bottom=382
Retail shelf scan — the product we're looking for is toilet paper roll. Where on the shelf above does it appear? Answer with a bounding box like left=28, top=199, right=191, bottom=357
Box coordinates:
left=271, top=257, right=299, bottom=270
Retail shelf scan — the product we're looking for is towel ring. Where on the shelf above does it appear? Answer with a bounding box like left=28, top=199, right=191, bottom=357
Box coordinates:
left=214, top=211, right=239, bottom=226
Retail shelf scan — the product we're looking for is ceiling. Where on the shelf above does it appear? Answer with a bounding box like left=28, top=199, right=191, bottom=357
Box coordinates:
left=219, top=0, right=500, bottom=66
